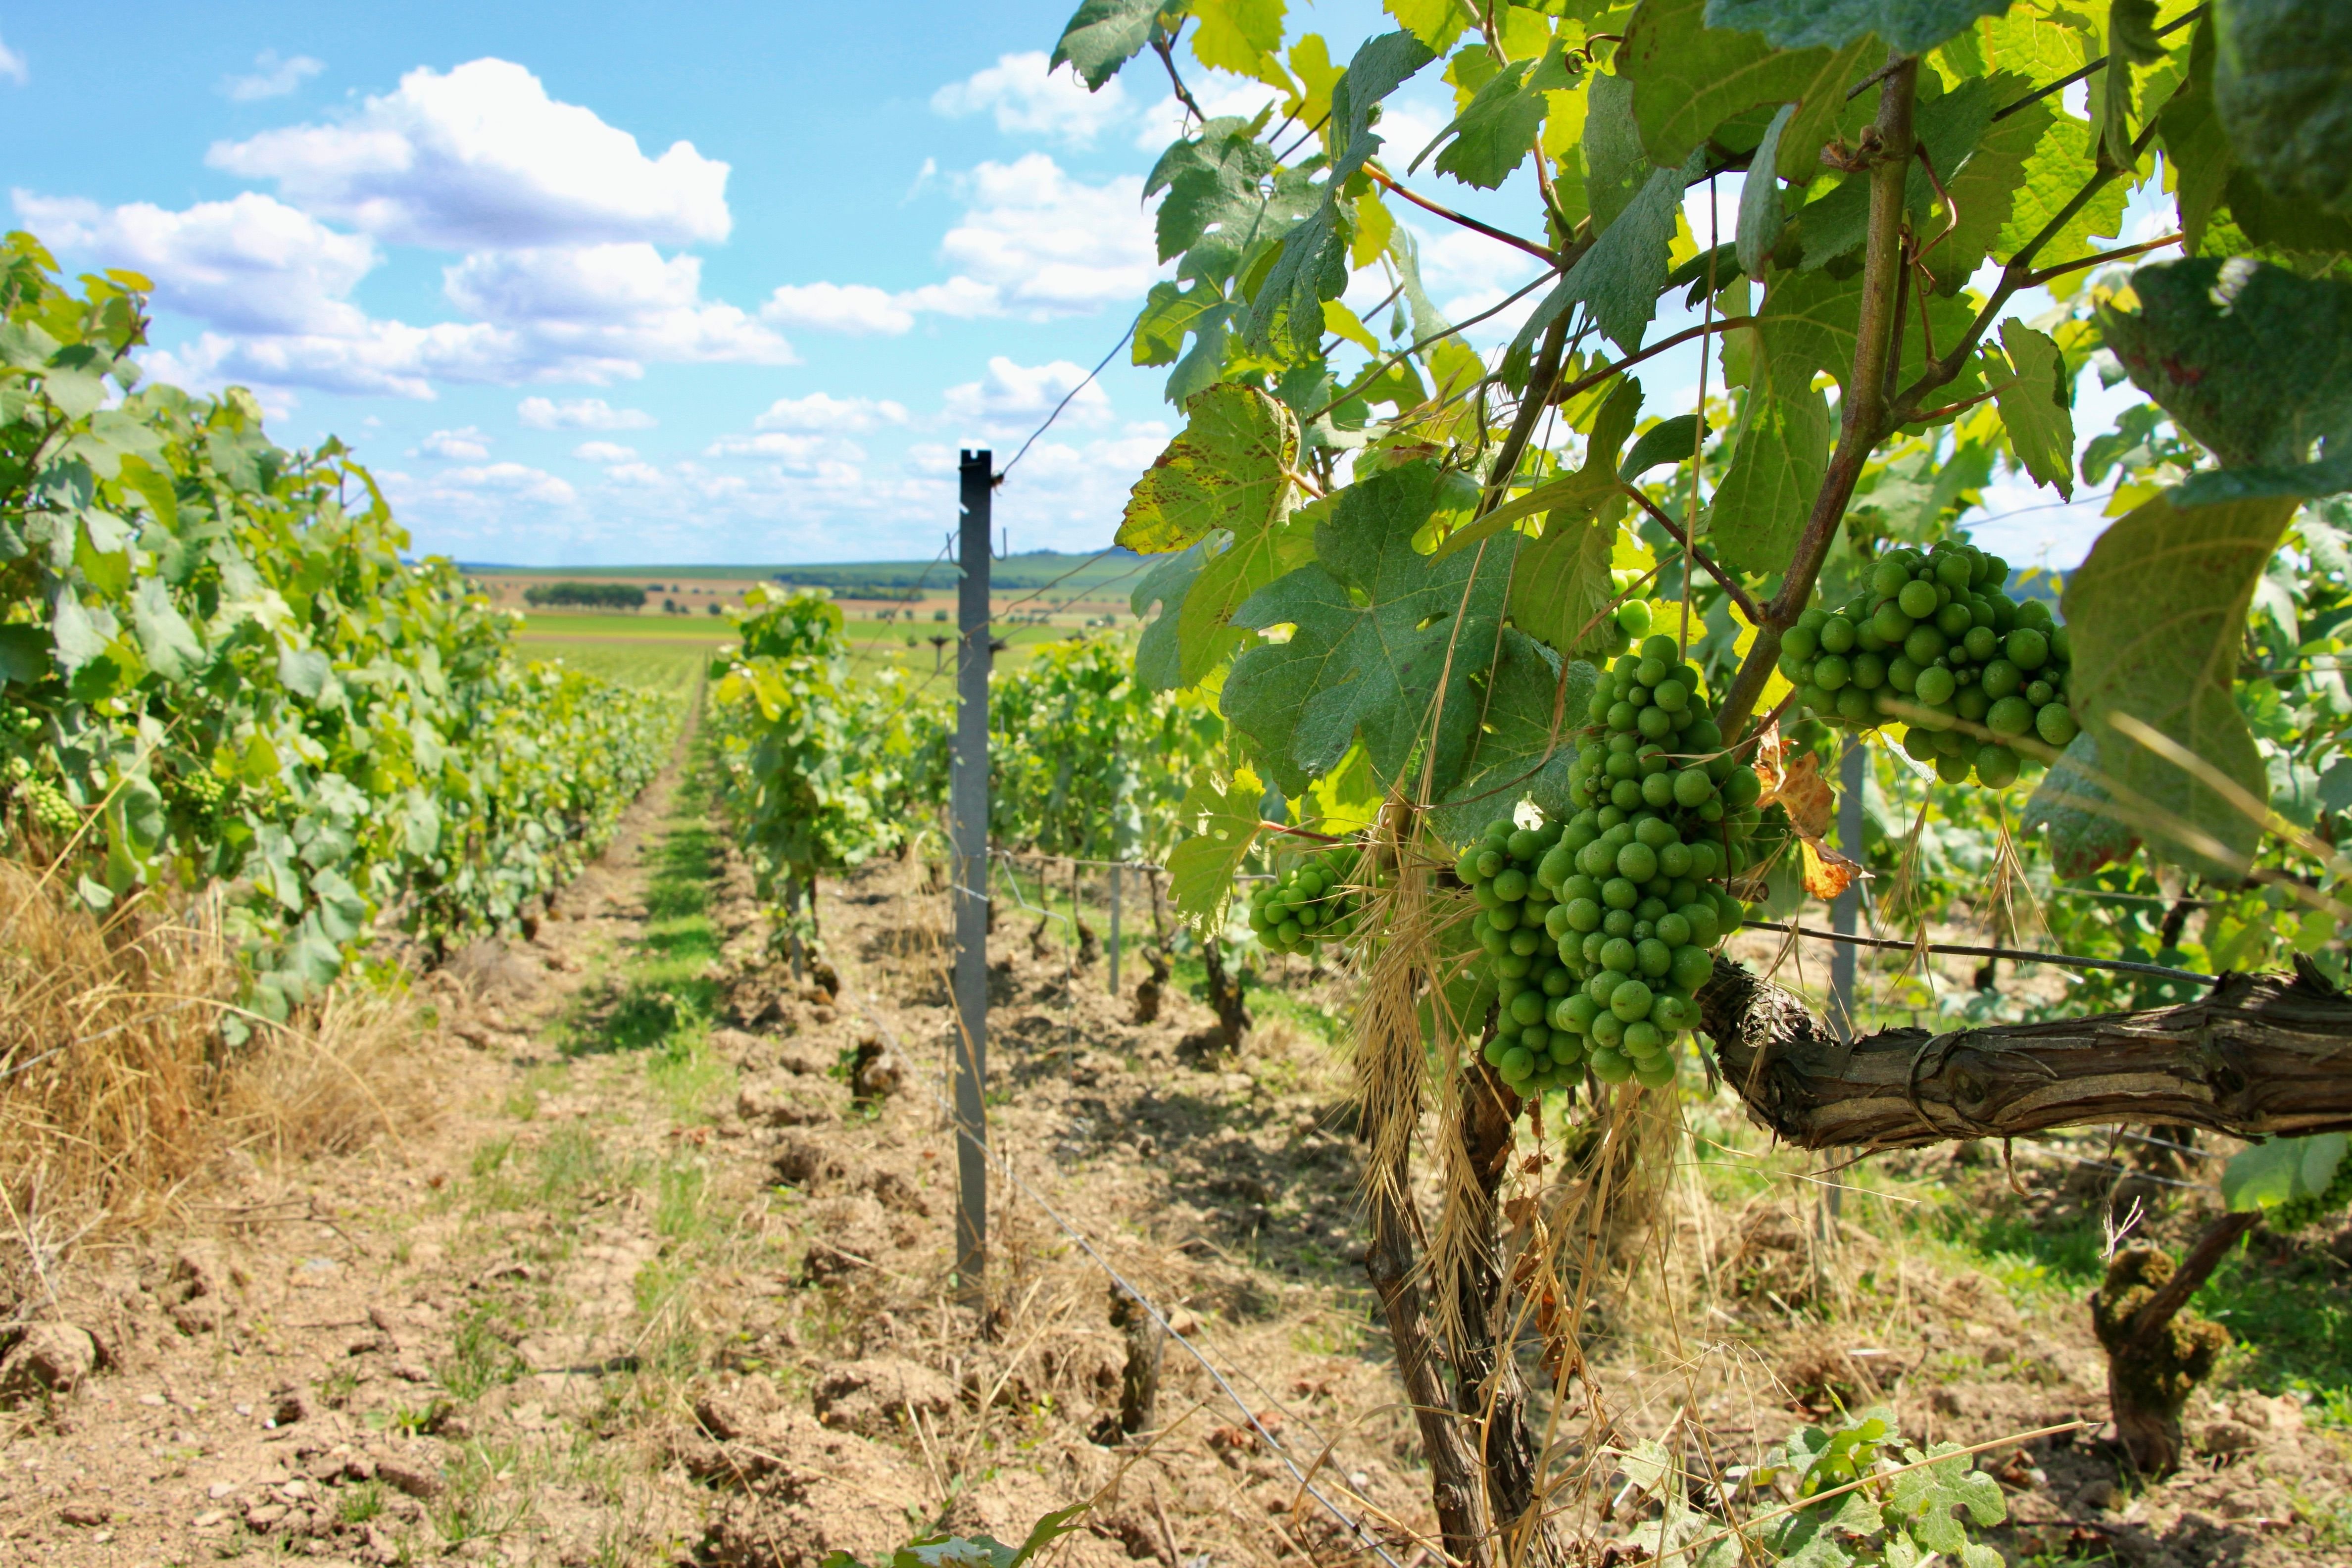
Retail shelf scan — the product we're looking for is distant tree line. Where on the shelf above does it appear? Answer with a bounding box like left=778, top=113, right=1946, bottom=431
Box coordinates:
left=524, top=582, right=647, bottom=609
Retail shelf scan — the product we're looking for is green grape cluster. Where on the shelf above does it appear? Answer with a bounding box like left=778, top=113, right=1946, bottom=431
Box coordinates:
left=11, top=774, right=79, bottom=837
left=1457, top=635, right=1760, bottom=1095
left=1, top=701, right=39, bottom=740
left=1245, top=844, right=1362, bottom=954
left=1779, top=539, right=2078, bottom=788
left=2270, top=1156, right=2352, bottom=1234
left=167, top=766, right=230, bottom=825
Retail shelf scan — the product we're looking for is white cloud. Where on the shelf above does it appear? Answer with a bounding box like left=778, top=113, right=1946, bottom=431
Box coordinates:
left=518, top=396, right=656, bottom=430
left=604, top=461, right=667, bottom=486
left=943, top=356, right=1114, bottom=440
left=753, top=392, right=908, bottom=434
left=438, top=462, right=577, bottom=506
left=933, top=51, right=1130, bottom=147
left=756, top=155, right=1152, bottom=334
left=704, top=431, right=867, bottom=465
left=442, top=243, right=793, bottom=367
left=16, top=189, right=379, bottom=337
left=223, top=50, right=324, bottom=102
left=0, top=32, right=27, bottom=86
left=933, top=154, right=1158, bottom=318
left=208, top=58, right=731, bottom=249
left=421, top=425, right=491, bottom=459
left=760, top=282, right=915, bottom=336
left=572, top=440, right=637, bottom=463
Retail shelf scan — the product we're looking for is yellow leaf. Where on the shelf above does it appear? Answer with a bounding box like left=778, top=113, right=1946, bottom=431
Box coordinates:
left=1351, top=189, right=1395, bottom=270
left=1287, top=33, right=1342, bottom=125
left=1725, top=595, right=1795, bottom=714
left=1323, top=298, right=1381, bottom=357
left=1799, top=837, right=1862, bottom=901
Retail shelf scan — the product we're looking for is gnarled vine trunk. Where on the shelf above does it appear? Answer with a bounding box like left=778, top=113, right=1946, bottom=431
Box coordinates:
left=1695, top=954, right=2352, bottom=1149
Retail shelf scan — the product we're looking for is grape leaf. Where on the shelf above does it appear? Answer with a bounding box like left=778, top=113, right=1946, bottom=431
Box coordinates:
left=2098, top=259, right=2352, bottom=469
left=2022, top=734, right=2141, bottom=878
left=1622, top=0, right=1879, bottom=175
left=1509, top=509, right=1619, bottom=663
left=1748, top=267, right=1976, bottom=392
left=1622, top=413, right=1708, bottom=478
left=2213, top=0, right=2352, bottom=218
left=1224, top=461, right=1518, bottom=796
left=1189, top=0, right=1291, bottom=91
left=1132, top=539, right=1210, bottom=691
left=1119, top=384, right=1301, bottom=554
left=1512, top=150, right=1700, bottom=358
left=2063, top=490, right=2301, bottom=880
left=2222, top=1132, right=2350, bottom=1213
left=1916, top=81, right=2048, bottom=292
left=1993, top=321, right=2074, bottom=497
left=1993, top=94, right=2126, bottom=271
left=1134, top=279, right=1225, bottom=366
left=1177, top=508, right=1319, bottom=689
left=1251, top=30, right=1435, bottom=358
left=1705, top=0, right=2013, bottom=53
left=1166, top=764, right=1266, bottom=927
left=2175, top=450, right=2352, bottom=507
left=129, top=577, right=202, bottom=683
left=1735, top=104, right=1796, bottom=277
left=1051, top=0, right=1171, bottom=90
left=1711, top=378, right=1833, bottom=576
left=1414, top=38, right=1576, bottom=190
left=1385, top=0, right=1472, bottom=53
left=1584, top=70, right=1649, bottom=232
left=1428, top=632, right=1594, bottom=843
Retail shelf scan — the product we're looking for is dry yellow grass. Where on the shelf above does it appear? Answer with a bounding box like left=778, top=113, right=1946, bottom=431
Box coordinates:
left=0, top=858, right=436, bottom=1314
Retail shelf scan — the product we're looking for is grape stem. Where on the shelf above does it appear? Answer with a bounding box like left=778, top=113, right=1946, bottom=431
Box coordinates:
left=1618, top=484, right=1761, bottom=622
left=1258, top=820, right=1345, bottom=843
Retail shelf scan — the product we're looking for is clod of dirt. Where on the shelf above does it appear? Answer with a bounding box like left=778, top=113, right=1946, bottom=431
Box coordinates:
left=370, top=1446, right=446, bottom=1500
left=850, top=1030, right=907, bottom=1100
left=862, top=1169, right=929, bottom=1216
left=158, top=1245, right=243, bottom=1334
left=2202, top=1419, right=2262, bottom=1459
left=810, top=1356, right=956, bottom=1436
left=692, top=1380, right=929, bottom=1567
left=0, top=1323, right=98, bottom=1404
left=771, top=1133, right=845, bottom=1187
left=736, top=1075, right=846, bottom=1127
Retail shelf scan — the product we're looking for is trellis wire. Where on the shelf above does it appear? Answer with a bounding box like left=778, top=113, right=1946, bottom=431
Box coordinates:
left=1738, top=919, right=2217, bottom=985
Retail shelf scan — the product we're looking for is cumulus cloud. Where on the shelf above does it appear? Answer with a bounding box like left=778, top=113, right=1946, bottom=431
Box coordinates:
left=760, top=282, right=913, bottom=336
left=752, top=392, right=909, bottom=434
left=518, top=396, right=656, bottom=430
left=223, top=50, right=324, bottom=102
left=0, top=33, right=28, bottom=86
left=435, top=462, right=577, bottom=506
left=943, top=356, right=1114, bottom=440
left=704, top=431, right=867, bottom=465
left=572, top=441, right=637, bottom=463
left=421, top=425, right=491, bottom=459
left=934, top=155, right=1157, bottom=317
left=442, top=243, right=793, bottom=366
left=756, top=155, right=1156, bottom=336
left=16, top=190, right=379, bottom=337
left=207, top=58, right=731, bottom=249
left=933, top=51, right=1130, bottom=147
left=1129, top=77, right=1284, bottom=152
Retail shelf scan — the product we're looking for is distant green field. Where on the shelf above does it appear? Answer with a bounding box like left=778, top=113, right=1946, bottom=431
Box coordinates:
left=471, top=549, right=1146, bottom=595
left=518, top=612, right=721, bottom=698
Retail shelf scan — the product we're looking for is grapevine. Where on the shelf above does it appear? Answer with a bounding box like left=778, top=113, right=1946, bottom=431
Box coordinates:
left=1779, top=539, right=2077, bottom=789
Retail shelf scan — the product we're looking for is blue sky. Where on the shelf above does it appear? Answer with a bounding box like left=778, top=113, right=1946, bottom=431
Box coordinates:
left=1, top=2, right=2146, bottom=567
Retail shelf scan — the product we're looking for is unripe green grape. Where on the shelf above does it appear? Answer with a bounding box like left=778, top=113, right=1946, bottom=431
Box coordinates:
left=1897, top=579, right=1939, bottom=619
left=1975, top=744, right=2021, bottom=788
left=1913, top=665, right=1957, bottom=706
left=1610, top=980, right=1653, bottom=1022
left=1590, top=1046, right=1632, bottom=1082
left=2037, top=703, right=2079, bottom=747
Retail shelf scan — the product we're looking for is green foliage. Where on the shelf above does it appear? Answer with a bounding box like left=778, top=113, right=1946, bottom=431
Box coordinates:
left=987, top=635, right=1221, bottom=859
left=707, top=589, right=938, bottom=947
left=2213, top=0, right=2352, bottom=219
left=2224, top=1132, right=2352, bottom=1225
left=522, top=581, right=648, bottom=610
left=1067, top=0, right=2352, bottom=983
left=0, top=233, right=668, bottom=1015
left=820, top=1504, right=1087, bottom=1568
left=2066, top=490, right=2300, bottom=879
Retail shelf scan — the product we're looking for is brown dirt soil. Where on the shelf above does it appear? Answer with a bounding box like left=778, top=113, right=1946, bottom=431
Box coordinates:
left=3, top=737, right=2350, bottom=1568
